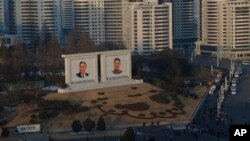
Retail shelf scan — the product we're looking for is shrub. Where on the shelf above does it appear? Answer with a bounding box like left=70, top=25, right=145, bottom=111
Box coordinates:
left=108, top=109, right=115, bottom=113
left=123, top=102, right=149, bottom=111
left=97, top=104, right=103, bottom=108
left=173, top=102, right=184, bottom=108
left=114, top=104, right=125, bottom=109
left=172, top=107, right=178, bottom=111
left=58, top=82, right=67, bottom=88
left=97, top=116, right=106, bottom=131
left=97, top=92, right=105, bottom=95
left=190, top=93, right=199, bottom=100
left=1, top=127, right=9, bottom=138
left=149, top=94, right=170, bottom=104
left=90, top=100, right=97, bottom=104
left=157, top=121, right=160, bottom=125
left=138, top=113, right=146, bottom=117
left=150, top=112, right=156, bottom=116
left=72, top=120, right=82, bottom=133
left=149, top=89, right=157, bottom=93
left=79, top=106, right=90, bottom=112
left=122, top=110, right=128, bottom=114
left=128, top=94, right=142, bottom=97
left=131, top=86, right=138, bottom=90
left=123, top=127, right=135, bottom=141
left=39, top=110, right=59, bottom=119
left=83, top=118, right=95, bottom=132
left=159, top=112, right=166, bottom=115
left=97, top=97, right=108, bottom=101
left=151, top=122, right=154, bottom=126
left=165, top=109, right=172, bottom=113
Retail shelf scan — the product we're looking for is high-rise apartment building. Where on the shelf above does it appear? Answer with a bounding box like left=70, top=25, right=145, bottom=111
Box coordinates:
left=104, top=0, right=123, bottom=45
left=123, top=0, right=173, bottom=55
left=74, top=0, right=105, bottom=45
left=162, top=0, right=196, bottom=56
left=2, top=0, right=174, bottom=53
left=0, top=0, right=6, bottom=32
left=14, top=0, right=63, bottom=47
left=196, top=0, right=250, bottom=60
left=61, top=0, right=74, bottom=31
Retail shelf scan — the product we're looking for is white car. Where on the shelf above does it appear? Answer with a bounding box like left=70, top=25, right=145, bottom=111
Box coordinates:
left=242, top=61, right=250, bottom=66
left=231, top=86, right=237, bottom=91
left=234, top=74, right=239, bottom=78
left=231, top=90, right=237, bottom=95
left=232, top=78, right=237, bottom=83
left=231, top=83, right=237, bottom=87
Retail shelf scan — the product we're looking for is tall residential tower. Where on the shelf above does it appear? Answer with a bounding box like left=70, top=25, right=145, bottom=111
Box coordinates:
left=196, top=0, right=250, bottom=60
left=163, top=0, right=196, bottom=55
left=123, top=0, right=173, bottom=55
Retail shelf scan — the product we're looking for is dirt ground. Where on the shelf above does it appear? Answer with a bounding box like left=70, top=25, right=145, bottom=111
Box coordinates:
left=45, top=83, right=207, bottom=129
left=6, top=83, right=207, bottom=130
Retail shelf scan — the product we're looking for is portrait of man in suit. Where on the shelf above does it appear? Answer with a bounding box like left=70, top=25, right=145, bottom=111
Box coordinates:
left=76, top=61, right=89, bottom=78
left=112, top=58, right=122, bottom=74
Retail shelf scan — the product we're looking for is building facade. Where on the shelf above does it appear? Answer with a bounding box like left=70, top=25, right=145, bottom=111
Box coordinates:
left=0, top=0, right=6, bottom=32
left=14, top=0, right=63, bottom=47
left=104, top=0, right=123, bottom=45
left=196, top=0, right=250, bottom=60
left=2, top=0, right=176, bottom=53
left=123, top=0, right=173, bottom=55
left=164, top=0, right=196, bottom=56
left=0, top=33, right=17, bottom=47
left=74, top=0, right=105, bottom=45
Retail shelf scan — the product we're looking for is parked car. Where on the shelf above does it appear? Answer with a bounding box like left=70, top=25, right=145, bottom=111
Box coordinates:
left=231, top=82, right=237, bottom=87
left=231, top=86, right=237, bottom=92
left=231, top=90, right=237, bottom=95
left=242, top=61, right=250, bottom=66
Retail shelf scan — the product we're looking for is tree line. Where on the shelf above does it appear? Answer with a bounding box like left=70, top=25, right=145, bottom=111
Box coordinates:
left=0, top=29, right=124, bottom=84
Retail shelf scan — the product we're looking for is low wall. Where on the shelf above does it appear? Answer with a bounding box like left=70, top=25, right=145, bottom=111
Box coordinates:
left=58, top=79, right=143, bottom=93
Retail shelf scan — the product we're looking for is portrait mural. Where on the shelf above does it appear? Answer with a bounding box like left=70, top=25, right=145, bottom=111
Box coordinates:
left=70, top=57, right=97, bottom=84
left=105, top=54, right=130, bottom=81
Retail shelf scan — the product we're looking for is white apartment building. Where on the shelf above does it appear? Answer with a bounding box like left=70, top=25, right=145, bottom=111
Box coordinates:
left=197, top=0, right=250, bottom=60
left=61, top=0, right=74, bottom=30
left=104, top=0, right=123, bottom=45
left=123, top=0, right=173, bottom=55
left=15, top=0, right=62, bottom=47
left=74, top=0, right=105, bottom=45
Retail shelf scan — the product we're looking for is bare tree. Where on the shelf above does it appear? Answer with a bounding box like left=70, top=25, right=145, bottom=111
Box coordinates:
left=9, top=42, right=29, bottom=72
left=47, top=35, right=62, bottom=67
left=64, top=29, right=96, bottom=54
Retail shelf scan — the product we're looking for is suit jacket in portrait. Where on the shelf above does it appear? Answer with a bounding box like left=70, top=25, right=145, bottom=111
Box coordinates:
left=112, top=70, right=122, bottom=74
left=76, top=72, right=89, bottom=78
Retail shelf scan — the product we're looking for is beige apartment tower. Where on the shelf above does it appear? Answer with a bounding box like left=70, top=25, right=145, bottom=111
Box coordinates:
left=196, top=0, right=250, bottom=60
left=123, top=0, right=173, bottom=55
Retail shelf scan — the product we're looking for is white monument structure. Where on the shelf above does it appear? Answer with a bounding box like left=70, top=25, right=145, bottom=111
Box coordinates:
left=60, top=50, right=143, bottom=92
